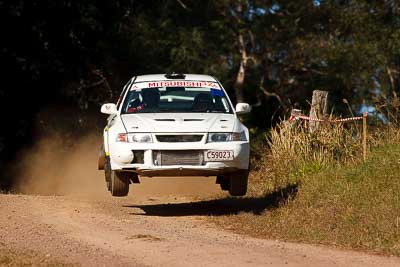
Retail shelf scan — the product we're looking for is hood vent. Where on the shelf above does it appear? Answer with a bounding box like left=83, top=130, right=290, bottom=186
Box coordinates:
left=184, top=119, right=204, bottom=122
left=154, top=118, right=204, bottom=122
left=154, top=119, right=175, bottom=122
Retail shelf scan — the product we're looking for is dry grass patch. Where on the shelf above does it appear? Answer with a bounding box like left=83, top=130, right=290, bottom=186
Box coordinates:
left=210, top=122, right=400, bottom=256
left=126, top=234, right=165, bottom=242
left=0, top=246, right=71, bottom=267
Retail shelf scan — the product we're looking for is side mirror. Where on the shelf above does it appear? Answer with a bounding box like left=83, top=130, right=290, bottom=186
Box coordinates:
left=235, top=103, right=251, bottom=115
left=101, top=103, right=118, bottom=115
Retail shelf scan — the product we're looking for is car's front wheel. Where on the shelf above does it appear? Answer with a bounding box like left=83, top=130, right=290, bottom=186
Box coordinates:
left=216, top=175, right=229, bottom=191
left=104, top=157, right=112, bottom=191
left=228, top=171, right=249, bottom=197
left=110, top=171, right=130, bottom=197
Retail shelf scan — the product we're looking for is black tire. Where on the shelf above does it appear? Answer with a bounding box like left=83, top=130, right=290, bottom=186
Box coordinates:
left=228, top=171, right=249, bottom=196
left=98, top=144, right=105, bottom=170
left=104, top=157, right=112, bottom=191
left=220, top=182, right=229, bottom=191
left=110, top=171, right=130, bottom=197
left=216, top=175, right=229, bottom=191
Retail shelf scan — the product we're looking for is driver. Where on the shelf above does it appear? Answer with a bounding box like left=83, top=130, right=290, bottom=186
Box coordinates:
left=127, top=91, right=145, bottom=113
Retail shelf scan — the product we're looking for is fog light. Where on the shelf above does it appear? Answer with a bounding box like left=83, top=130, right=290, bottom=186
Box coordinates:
left=116, top=151, right=134, bottom=164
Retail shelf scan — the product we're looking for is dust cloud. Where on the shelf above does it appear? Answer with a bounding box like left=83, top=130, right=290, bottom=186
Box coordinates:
left=14, top=132, right=222, bottom=198
left=15, top=133, right=107, bottom=197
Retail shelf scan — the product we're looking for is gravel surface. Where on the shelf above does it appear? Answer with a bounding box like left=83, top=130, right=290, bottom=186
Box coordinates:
left=1, top=188, right=399, bottom=267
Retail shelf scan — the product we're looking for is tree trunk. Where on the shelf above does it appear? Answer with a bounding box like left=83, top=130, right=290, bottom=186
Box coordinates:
left=309, top=90, right=329, bottom=133
left=233, top=33, right=246, bottom=103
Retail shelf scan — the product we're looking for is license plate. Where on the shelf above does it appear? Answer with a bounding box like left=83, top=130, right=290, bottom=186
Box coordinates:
left=205, top=150, right=234, bottom=161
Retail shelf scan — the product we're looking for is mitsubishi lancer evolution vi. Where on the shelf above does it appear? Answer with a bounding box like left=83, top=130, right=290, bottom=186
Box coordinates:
left=98, top=73, right=251, bottom=197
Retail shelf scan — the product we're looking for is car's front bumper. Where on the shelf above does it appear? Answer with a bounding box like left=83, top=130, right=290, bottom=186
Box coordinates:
left=108, top=140, right=250, bottom=176
left=134, top=167, right=244, bottom=177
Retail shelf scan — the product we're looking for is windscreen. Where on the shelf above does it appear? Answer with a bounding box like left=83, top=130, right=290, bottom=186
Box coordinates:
left=121, top=81, right=232, bottom=114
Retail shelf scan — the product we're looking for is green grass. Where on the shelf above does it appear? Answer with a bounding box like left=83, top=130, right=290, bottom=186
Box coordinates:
left=211, top=142, right=400, bottom=256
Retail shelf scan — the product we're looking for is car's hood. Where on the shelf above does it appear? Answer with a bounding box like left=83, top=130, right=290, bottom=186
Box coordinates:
left=121, top=113, right=235, bottom=133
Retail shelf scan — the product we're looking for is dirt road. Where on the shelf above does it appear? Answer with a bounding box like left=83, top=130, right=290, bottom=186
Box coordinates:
left=1, top=177, right=399, bottom=267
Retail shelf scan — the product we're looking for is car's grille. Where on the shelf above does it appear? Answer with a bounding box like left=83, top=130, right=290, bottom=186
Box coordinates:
left=156, top=135, right=204, bottom=142
left=153, top=150, right=204, bottom=166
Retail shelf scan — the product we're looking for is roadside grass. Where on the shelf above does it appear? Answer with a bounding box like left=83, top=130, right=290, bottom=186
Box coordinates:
left=211, top=123, right=400, bottom=256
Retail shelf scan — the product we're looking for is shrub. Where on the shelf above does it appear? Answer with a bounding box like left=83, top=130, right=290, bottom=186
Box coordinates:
left=267, top=119, right=364, bottom=189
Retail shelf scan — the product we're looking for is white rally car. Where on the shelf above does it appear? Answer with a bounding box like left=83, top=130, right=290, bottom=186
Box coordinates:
left=98, top=73, right=251, bottom=197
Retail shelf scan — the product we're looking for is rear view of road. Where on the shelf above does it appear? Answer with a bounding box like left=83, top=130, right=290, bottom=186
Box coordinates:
left=1, top=178, right=399, bottom=267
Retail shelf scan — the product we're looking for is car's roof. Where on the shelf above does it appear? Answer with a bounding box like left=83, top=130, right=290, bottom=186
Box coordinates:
left=133, top=74, right=217, bottom=83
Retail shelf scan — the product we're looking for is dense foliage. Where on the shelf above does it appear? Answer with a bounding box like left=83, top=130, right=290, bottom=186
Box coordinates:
left=0, top=0, right=399, bottom=185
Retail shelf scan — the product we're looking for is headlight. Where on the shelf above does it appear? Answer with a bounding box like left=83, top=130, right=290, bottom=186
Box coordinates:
left=208, top=133, right=232, bottom=142
left=207, top=131, right=247, bottom=142
left=129, top=133, right=153, bottom=143
left=116, top=133, right=153, bottom=143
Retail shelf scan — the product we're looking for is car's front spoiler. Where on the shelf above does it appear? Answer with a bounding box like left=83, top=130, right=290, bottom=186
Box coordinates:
left=123, top=167, right=243, bottom=177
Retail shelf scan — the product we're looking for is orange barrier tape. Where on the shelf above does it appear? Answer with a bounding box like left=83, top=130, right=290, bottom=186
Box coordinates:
left=289, top=114, right=366, bottom=123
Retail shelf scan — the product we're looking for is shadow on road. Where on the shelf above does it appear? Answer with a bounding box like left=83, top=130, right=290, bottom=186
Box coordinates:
left=125, top=183, right=298, bottom=217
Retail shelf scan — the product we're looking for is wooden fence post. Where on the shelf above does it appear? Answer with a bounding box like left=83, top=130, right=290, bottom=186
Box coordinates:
left=363, top=112, right=368, bottom=161
left=309, top=90, right=329, bottom=133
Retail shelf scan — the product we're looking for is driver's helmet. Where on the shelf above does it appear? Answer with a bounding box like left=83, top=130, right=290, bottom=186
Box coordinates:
left=127, top=91, right=144, bottom=112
